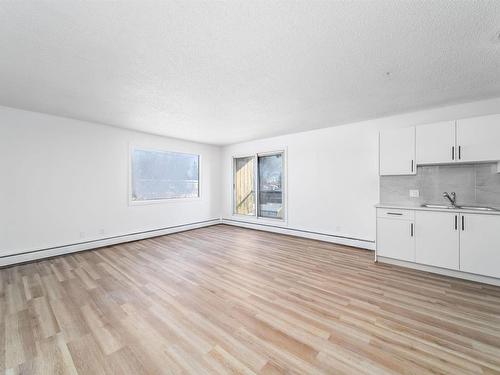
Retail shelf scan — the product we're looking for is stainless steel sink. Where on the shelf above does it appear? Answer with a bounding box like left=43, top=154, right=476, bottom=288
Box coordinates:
left=459, top=206, right=499, bottom=212
left=421, top=204, right=499, bottom=211
left=421, top=204, right=455, bottom=209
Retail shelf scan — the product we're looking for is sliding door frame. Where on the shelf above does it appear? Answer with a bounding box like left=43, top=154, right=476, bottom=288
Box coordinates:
left=232, top=148, right=287, bottom=224
left=232, top=154, right=257, bottom=217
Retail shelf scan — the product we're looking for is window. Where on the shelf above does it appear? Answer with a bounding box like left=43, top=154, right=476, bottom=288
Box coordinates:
left=258, top=153, right=284, bottom=219
left=131, top=148, right=199, bottom=201
left=233, top=156, right=256, bottom=215
left=233, top=151, right=285, bottom=219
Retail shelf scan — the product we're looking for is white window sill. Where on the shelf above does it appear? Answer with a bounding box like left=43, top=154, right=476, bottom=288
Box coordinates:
left=129, top=196, right=202, bottom=206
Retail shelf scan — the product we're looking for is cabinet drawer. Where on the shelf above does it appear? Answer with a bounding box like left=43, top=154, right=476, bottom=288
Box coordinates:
left=377, top=208, right=415, bottom=220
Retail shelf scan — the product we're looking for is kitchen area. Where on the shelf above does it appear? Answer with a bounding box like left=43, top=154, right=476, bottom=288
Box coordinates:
left=377, top=114, right=500, bottom=285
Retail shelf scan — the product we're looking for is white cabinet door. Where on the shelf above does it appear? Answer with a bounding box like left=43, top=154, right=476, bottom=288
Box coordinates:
left=415, top=211, right=459, bottom=270
left=416, top=121, right=456, bottom=165
left=460, top=214, right=500, bottom=278
left=377, top=218, right=415, bottom=261
left=379, top=127, right=416, bottom=176
left=456, top=114, right=500, bottom=162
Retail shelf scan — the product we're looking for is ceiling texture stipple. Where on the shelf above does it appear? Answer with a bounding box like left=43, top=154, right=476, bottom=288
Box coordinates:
left=1, top=1, right=500, bottom=145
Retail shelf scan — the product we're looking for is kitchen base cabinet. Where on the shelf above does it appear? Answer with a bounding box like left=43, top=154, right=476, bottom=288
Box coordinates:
left=415, top=211, right=460, bottom=270
left=460, top=214, right=500, bottom=278
left=377, top=217, right=415, bottom=262
left=377, top=207, right=500, bottom=283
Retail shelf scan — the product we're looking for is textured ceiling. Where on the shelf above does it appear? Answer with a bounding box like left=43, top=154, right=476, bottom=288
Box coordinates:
left=1, top=1, right=500, bottom=145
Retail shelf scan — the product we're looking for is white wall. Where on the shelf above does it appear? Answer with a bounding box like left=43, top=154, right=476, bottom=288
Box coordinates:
left=0, top=106, right=221, bottom=257
left=2, top=96, right=500, bottom=258
left=221, top=97, right=500, bottom=248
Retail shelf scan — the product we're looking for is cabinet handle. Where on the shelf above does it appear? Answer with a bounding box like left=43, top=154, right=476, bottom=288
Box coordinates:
left=387, top=212, right=403, bottom=216
left=411, top=160, right=414, bottom=173
left=459, top=146, right=462, bottom=160
left=462, top=215, right=465, bottom=231
left=452, top=146, right=455, bottom=161
left=410, top=223, right=414, bottom=237
left=454, top=215, right=458, bottom=230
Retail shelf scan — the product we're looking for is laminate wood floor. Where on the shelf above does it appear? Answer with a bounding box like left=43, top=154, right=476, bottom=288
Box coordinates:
left=1, top=225, right=500, bottom=374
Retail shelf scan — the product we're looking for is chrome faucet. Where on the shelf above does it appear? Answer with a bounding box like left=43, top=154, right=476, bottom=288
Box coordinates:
left=443, top=192, right=457, bottom=207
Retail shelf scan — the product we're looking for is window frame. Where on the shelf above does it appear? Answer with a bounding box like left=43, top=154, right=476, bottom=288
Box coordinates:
left=232, top=149, right=287, bottom=223
left=129, top=145, right=202, bottom=206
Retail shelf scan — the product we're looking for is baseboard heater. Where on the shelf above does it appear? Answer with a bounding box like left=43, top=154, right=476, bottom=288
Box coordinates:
left=0, top=218, right=221, bottom=267
left=222, top=218, right=375, bottom=250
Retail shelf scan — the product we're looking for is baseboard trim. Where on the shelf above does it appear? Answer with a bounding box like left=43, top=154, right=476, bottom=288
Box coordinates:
left=222, top=218, right=375, bottom=250
left=377, top=256, right=500, bottom=286
left=0, top=218, right=221, bottom=267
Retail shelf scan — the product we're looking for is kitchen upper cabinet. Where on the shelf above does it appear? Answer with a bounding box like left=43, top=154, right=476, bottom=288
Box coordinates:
left=386, top=114, right=500, bottom=169
left=460, top=214, right=500, bottom=278
left=416, top=121, right=456, bottom=165
left=415, top=211, right=459, bottom=270
left=456, top=114, right=500, bottom=162
left=377, top=215, right=415, bottom=262
left=379, top=127, right=416, bottom=176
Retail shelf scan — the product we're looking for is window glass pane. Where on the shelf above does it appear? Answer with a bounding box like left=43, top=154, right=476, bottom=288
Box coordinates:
left=131, top=149, right=199, bottom=201
left=234, top=156, right=255, bottom=215
left=258, top=153, right=284, bottom=219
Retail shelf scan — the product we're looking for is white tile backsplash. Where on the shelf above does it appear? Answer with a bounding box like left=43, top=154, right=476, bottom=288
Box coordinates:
left=380, top=163, right=500, bottom=208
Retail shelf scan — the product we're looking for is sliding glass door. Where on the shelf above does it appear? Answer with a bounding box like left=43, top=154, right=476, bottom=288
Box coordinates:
left=233, top=156, right=256, bottom=215
left=258, top=153, right=284, bottom=219
left=233, top=151, right=285, bottom=220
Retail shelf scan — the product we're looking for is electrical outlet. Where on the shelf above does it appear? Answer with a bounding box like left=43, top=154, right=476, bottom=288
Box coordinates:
left=79, top=231, right=86, bottom=239
left=409, top=189, right=420, bottom=198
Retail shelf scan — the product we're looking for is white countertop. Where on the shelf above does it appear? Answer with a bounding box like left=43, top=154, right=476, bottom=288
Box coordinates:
left=376, top=203, right=500, bottom=216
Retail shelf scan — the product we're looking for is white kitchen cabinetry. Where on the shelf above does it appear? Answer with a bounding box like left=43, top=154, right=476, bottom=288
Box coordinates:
left=382, top=114, right=500, bottom=172
left=460, top=214, right=500, bottom=278
left=379, top=127, right=416, bottom=176
left=376, top=209, right=415, bottom=262
left=456, top=114, right=500, bottom=163
left=416, top=121, right=456, bottom=165
left=377, top=207, right=500, bottom=284
left=415, top=211, right=459, bottom=270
